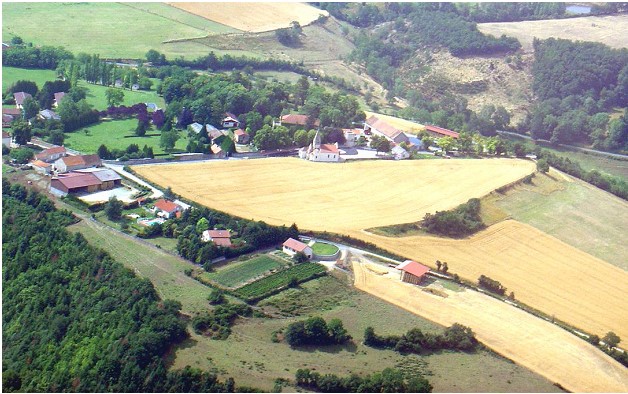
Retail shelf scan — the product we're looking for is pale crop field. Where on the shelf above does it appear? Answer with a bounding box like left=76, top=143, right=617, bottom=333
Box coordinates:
left=168, top=2, right=329, bottom=33
left=478, top=14, right=628, bottom=52
left=352, top=260, right=628, bottom=393
left=133, top=158, right=535, bottom=234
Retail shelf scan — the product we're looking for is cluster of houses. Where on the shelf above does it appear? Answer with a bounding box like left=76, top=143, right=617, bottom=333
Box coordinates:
left=187, top=113, right=251, bottom=157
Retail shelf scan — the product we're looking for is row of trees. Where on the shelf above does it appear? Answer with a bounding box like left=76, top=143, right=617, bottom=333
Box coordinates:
left=2, top=180, right=241, bottom=392
left=364, top=323, right=479, bottom=353
left=295, top=367, right=432, bottom=393
left=478, top=275, right=507, bottom=296
left=422, top=198, right=484, bottom=237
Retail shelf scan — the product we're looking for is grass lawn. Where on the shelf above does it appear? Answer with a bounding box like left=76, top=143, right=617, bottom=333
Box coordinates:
left=171, top=274, right=561, bottom=392
left=2, top=67, right=57, bottom=90
left=2, top=2, right=238, bottom=59
left=207, top=255, right=285, bottom=288
left=67, top=218, right=210, bottom=315
left=311, top=241, right=339, bottom=255
left=63, top=118, right=188, bottom=156
left=144, top=237, right=179, bottom=254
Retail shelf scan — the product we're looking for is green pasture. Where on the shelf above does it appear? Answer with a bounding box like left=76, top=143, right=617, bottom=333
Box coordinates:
left=2, top=67, right=57, bottom=92
left=207, top=255, right=285, bottom=288
left=2, top=2, right=238, bottom=59
left=311, top=241, right=339, bottom=255
left=63, top=118, right=188, bottom=156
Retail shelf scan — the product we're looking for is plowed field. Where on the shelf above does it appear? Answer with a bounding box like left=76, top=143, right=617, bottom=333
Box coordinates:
left=352, top=260, right=628, bottom=393
left=168, top=2, right=328, bottom=32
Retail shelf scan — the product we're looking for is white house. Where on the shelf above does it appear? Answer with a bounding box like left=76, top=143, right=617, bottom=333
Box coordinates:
left=342, top=128, right=362, bottom=147
left=300, top=130, right=340, bottom=162
left=282, top=238, right=313, bottom=259
left=222, top=113, right=240, bottom=128
left=201, top=229, right=232, bottom=247
left=391, top=145, right=410, bottom=160
left=153, top=199, right=183, bottom=219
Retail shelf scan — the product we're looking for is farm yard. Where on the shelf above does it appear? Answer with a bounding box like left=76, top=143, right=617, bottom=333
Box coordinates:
left=133, top=158, right=536, bottom=233
left=169, top=274, right=562, bottom=393
left=2, top=2, right=235, bottom=58
left=352, top=260, right=628, bottom=393
left=168, top=2, right=329, bottom=32
left=478, top=14, right=628, bottom=52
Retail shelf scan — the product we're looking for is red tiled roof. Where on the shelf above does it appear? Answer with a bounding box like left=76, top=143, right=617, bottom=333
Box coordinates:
left=2, top=108, right=21, bottom=116
left=281, top=114, right=320, bottom=127
left=283, top=237, right=309, bottom=252
left=2, top=131, right=10, bottom=138
left=154, top=199, right=179, bottom=213
left=320, top=144, right=339, bottom=154
left=207, top=230, right=231, bottom=239
left=366, top=116, right=403, bottom=140
left=54, top=92, right=66, bottom=103
left=343, top=128, right=362, bottom=135
left=425, top=125, right=459, bottom=139
left=397, top=260, right=430, bottom=278
left=82, top=154, right=102, bottom=167
left=234, top=128, right=247, bottom=136
left=30, top=159, right=51, bottom=168
left=14, top=92, right=32, bottom=105
left=212, top=238, right=232, bottom=247
left=36, top=146, right=66, bottom=160
left=60, top=155, right=86, bottom=167
left=54, top=172, right=101, bottom=189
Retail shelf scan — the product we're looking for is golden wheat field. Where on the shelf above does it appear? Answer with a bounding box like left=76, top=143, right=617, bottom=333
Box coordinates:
left=364, top=111, right=425, bottom=134
left=134, top=158, right=534, bottom=233
left=478, top=14, right=628, bottom=52
left=168, top=2, right=328, bottom=32
left=360, top=220, right=628, bottom=341
left=352, top=261, right=628, bottom=393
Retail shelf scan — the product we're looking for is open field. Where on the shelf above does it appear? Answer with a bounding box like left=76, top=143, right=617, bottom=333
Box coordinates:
left=478, top=14, right=628, bottom=52
left=352, top=260, right=628, bottom=393
left=169, top=2, right=328, bottom=33
left=482, top=170, right=628, bottom=269
left=2, top=67, right=57, bottom=91
left=2, top=2, right=234, bottom=58
left=365, top=111, right=425, bottom=134
left=133, top=158, right=535, bottom=233
left=67, top=219, right=209, bottom=315
left=206, top=255, right=284, bottom=288
left=170, top=274, right=561, bottom=392
left=364, top=220, right=628, bottom=341
left=64, top=118, right=187, bottom=156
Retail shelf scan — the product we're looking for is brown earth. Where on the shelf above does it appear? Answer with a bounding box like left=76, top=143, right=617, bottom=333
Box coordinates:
left=352, top=260, right=628, bottom=393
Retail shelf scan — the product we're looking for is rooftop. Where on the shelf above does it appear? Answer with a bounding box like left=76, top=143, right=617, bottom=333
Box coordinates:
left=283, top=237, right=310, bottom=252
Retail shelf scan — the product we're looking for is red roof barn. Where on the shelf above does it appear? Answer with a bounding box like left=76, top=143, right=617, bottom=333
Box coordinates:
left=396, top=260, right=430, bottom=285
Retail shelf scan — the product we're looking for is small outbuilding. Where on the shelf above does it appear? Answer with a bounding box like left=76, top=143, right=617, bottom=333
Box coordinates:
left=396, top=260, right=430, bottom=285
left=282, top=238, right=313, bottom=259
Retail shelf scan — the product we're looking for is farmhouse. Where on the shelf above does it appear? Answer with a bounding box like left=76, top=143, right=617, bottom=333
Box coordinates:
left=233, top=128, right=250, bottom=144
left=35, top=146, right=67, bottom=162
left=396, top=260, right=430, bottom=285
left=201, top=229, right=232, bottom=247
left=2, top=108, right=22, bottom=128
left=391, top=145, right=410, bottom=160
left=2, top=131, right=11, bottom=147
left=55, top=154, right=102, bottom=173
left=153, top=198, right=183, bottom=219
left=53, top=92, right=66, bottom=108
left=13, top=92, right=32, bottom=109
left=342, top=128, right=363, bottom=147
left=364, top=115, right=410, bottom=144
left=300, top=130, right=340, bottom=162
left=282, top=238, right=313, bottom=259
left=424, top=124, right=459, bottom=139
left=222, top=113, right=240, bottom=128
left=30, top=160, right=52, bottom=175
left=280, top=114, right=320, bottom=128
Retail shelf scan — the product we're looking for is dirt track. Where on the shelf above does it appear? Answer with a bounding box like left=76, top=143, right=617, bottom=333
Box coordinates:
left=352, top=260, right=628, bottom=393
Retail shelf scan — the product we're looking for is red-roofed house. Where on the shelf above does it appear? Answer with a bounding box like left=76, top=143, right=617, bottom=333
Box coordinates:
left=222, top=113, right=240, bottom=128
left=30, top=160, right=52, bottom=175
left=201, top=229, right=233, bottom=247
left=424, top=125, right=459, bottom=139
left=14, top=92, right=32, bottom=109
left=54, top=154, right=101, bottom=173
left=342, top=128, right=363, bottom=147
left=3, top=108, right=21, bottom=128
left=282, top=238, right=313, bottom=259
left=35, top=146, right=67, bottom=163
left=53, top=92, right=66, bottom=108
left=233, top=128, right=250, bottom=144
left=280, top=114, right=320, bottom=128
left=364, top=116, right=409, bottom=144
left=153, top=199, right=182, bottom=219
left=396, top=260, right=430, bottom=285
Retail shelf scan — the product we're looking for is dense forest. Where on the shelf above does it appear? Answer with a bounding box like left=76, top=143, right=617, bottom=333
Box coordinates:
left=520, top=38, right=628, bottom=150
left=2, top=180, right=240, bottom=392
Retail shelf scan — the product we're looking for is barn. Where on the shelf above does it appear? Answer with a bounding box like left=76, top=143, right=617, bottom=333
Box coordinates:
left=396, top=260, right=430, bottom=285
left=282, top=238, right=313, bottom=259
left=424, top=124, right=460, bottom=139
left=50, top=172, right=102, bottom=197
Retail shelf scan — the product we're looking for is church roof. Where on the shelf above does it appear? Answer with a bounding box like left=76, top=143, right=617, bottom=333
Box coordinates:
left=320, top=144, right=339, bottom=153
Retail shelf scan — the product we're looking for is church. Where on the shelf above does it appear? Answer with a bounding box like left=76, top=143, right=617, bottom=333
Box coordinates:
left=298, top=130, right=340, bottom=162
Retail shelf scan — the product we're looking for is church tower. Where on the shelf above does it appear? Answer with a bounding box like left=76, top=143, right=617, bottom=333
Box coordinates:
left=312, top=129, right=321, bottom=149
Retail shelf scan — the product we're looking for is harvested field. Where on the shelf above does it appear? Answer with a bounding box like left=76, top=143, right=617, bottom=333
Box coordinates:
left=133, top=158, right=535, bottom=233
left=478, top=14, right=628, bottom=52
left=364, top=111, right=425, bottom=134
left=352, top=260, right=628, bottom=393
left=168, top=2, right=328, bottom=32
left=362, top=220, right=628, bottom=341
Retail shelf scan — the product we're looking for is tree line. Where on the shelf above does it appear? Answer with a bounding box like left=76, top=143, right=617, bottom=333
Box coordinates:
left=282, top=316, right=351, bottom=347
left=1, top=180, right=242, bottom=392
left=364, top=323, right=479, bottom=354
left=295, top=367, right=432, bottom=393
left=422, top=198, right=484, bottom=237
